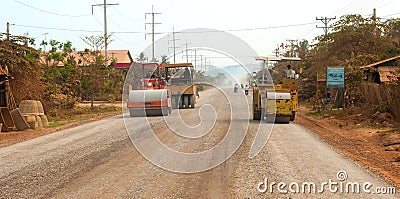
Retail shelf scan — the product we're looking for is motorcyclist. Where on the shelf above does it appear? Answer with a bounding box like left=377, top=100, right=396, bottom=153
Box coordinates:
left=234, top=84, right=239, bottom=93
left=244, top=85, right=249, bottom=96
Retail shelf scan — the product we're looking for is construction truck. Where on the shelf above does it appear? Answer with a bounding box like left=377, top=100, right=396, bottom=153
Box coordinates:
left=163, top=63, right=196, bottom=109
left=252, top=56, right=300, bottom=123
left=127, top=63, right=172, bottom=117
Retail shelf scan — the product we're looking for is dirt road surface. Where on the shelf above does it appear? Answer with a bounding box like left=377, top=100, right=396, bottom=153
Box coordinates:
left=0, top=88, right=398, bottom=198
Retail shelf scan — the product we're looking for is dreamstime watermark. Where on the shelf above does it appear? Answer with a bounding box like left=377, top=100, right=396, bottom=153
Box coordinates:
left=123, top=28, right=275, bottom=173
left=257, top=171, right=397, bottom=195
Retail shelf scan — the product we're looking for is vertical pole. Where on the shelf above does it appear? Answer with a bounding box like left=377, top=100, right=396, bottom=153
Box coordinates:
left=152, top=6, right=155, bottom=61
left=262, top=60, right=266, bottom=84
left=185, top=42, right=189, bottom=63
left=6, top=22, right=10, bottom=41
left=204, top=57, right=206, bottom=76
left=194, top=50, right=197, bottom=71
left=104, top=0, right=108, bottom=66
left=173, top=27, right=176, bottom=63
left=200, top=55, right=203, bottom=72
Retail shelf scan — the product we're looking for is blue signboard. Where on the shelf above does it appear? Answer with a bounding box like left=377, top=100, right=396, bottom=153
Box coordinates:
left=327, top=67, right=344, bottom=88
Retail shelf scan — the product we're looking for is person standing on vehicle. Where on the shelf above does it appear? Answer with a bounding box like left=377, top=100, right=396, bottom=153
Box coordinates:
left=286, top=65, right=296, bottom=79
left=183, top=67, right=191, bottom=84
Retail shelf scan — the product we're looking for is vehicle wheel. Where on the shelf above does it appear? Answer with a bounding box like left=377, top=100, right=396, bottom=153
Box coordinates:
left=290, top=111, right=296, bottom=121
left=189, top=95, right=195, bottom=109
left=172, top=96, right=177, bottom=109
left=179, top=96, right=183, bottom=109
left=265, top=114, right=276, bottom=123
left=162, top=107, right=169, bottom=116
left=253, top=110, right=261, bottom=120
left=275, top=116, right=290, bottom=123
left=129, top=109, right=135, bottom=117
left=183, top=95, right=189, bottom=108
left=129, top=109, right=142, bottom=117
left=261, top=109, right=265, bottom=121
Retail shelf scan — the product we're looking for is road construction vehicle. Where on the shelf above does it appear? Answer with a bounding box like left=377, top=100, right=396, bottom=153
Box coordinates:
left=252, top=56, right=301, bottom=123
left=127, top=63, right=172, bottom=117
left=163, top=63, right=196, bottom=109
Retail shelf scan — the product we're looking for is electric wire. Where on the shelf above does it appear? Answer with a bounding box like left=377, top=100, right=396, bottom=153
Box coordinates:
left=13, top=0, right=90, bottom=18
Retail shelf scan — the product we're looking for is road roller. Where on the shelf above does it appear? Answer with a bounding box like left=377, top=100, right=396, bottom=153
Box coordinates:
left=252, top=56, right=300, bottom=123
left=127, top=63, right=172, bottom=117
left=163, top=63, right=197, bottom=109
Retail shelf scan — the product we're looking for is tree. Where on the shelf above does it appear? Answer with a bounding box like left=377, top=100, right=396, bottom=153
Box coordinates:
left=0, top=34, right=44, bottom=107
left=160, top=55, right=169, bottom=64
left=78, top=50, right=107, bottom=107
left=42, top=40, right=80, bottom=108
left=300, top=13, right=400, bottom=107
left=297, top=39, right=309, bottom=60
left=136, top=52, right=147, bottom=63
left=81, top=34, right=113, bottom=51
left=386, top=18, right=400, bottom=47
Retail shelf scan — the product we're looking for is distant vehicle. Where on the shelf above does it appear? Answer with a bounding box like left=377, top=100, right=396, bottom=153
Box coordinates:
left=244, top=85, right=249, bottom=96
left=233, top=84, right=239, bottom=93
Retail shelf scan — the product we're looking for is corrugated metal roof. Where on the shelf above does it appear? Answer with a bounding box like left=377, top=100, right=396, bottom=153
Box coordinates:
left=163, top=63, right=193, bottom=68
left=255, top=56, right=301, bottom=62
left=40, top=50, right=133, bottom=68
left=378, top=67, right=398, bottom=82
left=360, top=55, right=400, bottom=69
left=102, top=50, right=132, bottom=64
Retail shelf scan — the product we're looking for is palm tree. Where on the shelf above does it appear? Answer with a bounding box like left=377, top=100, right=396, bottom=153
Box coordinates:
left=161, top=55, right=169, bottom=64
left=136, top=52, right=147, bottom=63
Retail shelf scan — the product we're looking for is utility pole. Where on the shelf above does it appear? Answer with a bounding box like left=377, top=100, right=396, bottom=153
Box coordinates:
left=372, top=8, right=377, bottom=31
left=193, top=50, right=197, bottom=71
left=204, top=57, right=207, bottom=76
left=372, top=8, right=376, bottom=24
left=183, top=42, right=191, bottom=63
left=92, top=0, right=118, bottom=66
left=316, top=16, right=336, bottom=51
left=6, top=22, right=10, bottom=41
left=168, top=27, right=179, bottom=63
left=6, top=22, right=15, bottom=41
left=42, top=33, right=49, bottom=52
left=204, top=58, right=211, bottom=76
left=200, top=55, right=203, bottom=72
left=316, top=16, right=335, bottom=103
left=145, top=6, right=161, bottom=62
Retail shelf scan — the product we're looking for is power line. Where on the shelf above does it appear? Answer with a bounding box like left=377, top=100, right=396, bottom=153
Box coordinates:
left=111, top=6, right=143, bottom=22
left=108, top=17, right=133, bottom=32
left=13, top=24, right=103, bottom=33
left=11, top=21, right=320, bottom=35
left=13, top=0, right=90, bottom=17
left=382, top=11, right=400, bottom=18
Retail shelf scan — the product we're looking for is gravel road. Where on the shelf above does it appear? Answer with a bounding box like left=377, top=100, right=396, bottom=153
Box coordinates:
left=0, top=88, right=398, bottom=198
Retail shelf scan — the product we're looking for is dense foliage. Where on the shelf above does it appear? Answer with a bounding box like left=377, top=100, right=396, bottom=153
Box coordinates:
left=298, top=14, right=400, bottom=120
left=0, top=34, right=44, bottom=106
left=0, top=34, right=125, bottom=113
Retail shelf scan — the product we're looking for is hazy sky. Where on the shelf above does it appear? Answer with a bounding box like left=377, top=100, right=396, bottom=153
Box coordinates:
left=2, top=0, right=400, bottom=64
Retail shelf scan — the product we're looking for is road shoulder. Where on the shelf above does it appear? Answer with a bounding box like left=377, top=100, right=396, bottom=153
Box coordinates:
left=295, top=105, right=400, bottom=188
